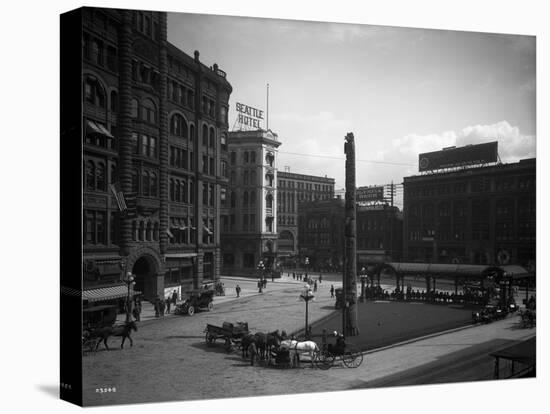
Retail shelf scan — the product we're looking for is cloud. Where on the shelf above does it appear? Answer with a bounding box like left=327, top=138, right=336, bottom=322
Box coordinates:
left=384, top=120, right=536, bottom=168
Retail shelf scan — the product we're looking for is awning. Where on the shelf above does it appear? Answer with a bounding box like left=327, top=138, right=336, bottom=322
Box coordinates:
left=499, top=265, right=533, bottom=279
left=83, top=284, right=137, bottom=302
left=86, top=120, right=114, bottom=138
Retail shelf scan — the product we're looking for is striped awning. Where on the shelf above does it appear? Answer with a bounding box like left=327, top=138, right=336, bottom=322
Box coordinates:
left=83, top=284, right=133, bottom=302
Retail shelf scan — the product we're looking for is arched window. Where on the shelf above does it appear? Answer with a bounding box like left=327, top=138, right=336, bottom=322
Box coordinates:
left=96, top=162, right=106, bottom=191
left=244, top=170, right=249, bottom=185
left=142, top=171, right=150, bottom=196
left=142, top=98, right=157, bottom=124
left=146, top=222, right=153, bottom=241
left=131, top=169, right=139, bottom=193
left=131, top=98, right=139, bottom=118
left=170, top=114, right=188, bottom=138
left=266, top=193, right=273, bottom=209
left=243, top=191, right=249, bottom=206
left=209, top=128, right=215, bottom=148
left=202, top=125, right=208, bottom=146
left=170, top=179, right=175, bottom=201
left=84, top=76, right=106, bottom=107
left=244, top=151, right=249, bottom=163
left=110, top=90, right=118, bottom=113
left=175, top=179, right=180, bottom=201
left=139, top=221, right=145, bottom=241
left=85, top=161, right=95, bottom=190
left=150, top=172, right=157, bottom=196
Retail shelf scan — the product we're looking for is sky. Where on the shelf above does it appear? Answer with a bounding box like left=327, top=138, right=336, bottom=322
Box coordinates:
left=167, top=12, right=536, bottom=201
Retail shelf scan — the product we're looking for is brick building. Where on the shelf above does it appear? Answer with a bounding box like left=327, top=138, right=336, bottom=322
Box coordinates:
left=403, top=158, right=536, bottom=268
left=277, top=171, right=335, bottom=259
left=81, top=7, right=232, bottom=303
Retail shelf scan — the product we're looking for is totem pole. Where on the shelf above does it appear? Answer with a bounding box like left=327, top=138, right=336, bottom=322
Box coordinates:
left=343, top=133, right=359, bottom=336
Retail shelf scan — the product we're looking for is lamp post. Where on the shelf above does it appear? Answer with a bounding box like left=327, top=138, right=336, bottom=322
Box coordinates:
left=360, top=266, right=367, bottom=301
left=305, top=256, right=310, bottom=282
left=257, top=260, right=265, bottom=293
left=124, top=271, right=135, bottom=322
left=300, top=284, right=315, bottom=339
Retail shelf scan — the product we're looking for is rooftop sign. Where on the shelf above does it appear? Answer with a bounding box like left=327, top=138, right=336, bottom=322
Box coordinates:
left=418, top=141, right=498, bottom=172
left=236, top=102, right=264, bottom=129
left=356, top=186, right=385, bottom=202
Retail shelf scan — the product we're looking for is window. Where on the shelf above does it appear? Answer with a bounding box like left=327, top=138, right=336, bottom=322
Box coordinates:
left=250, top=190, right=256, bottom=206
left=203, top=184, right=208, bottom=205
left=209, top=157, right=215, bottom=176
left=96, top=162, right=106, bottom=191
left=244, top=151, right=249, bottom=163
left=243, top=191, right=249, bottom=207
left=250, top=151, right=256, bottom=164
left=91, top=39, right=103, bottom=66
left=209, top=185, right=215, bottom=207
left=221, top=161, right=227, bottom=178
left=189, top=180, right=195, bottom=204
left=131, top=99, right=139, bottom=119
left=202, top=125, right=208, bottom=146
left=142, top=171, right=150, bottom=196
left=203, top=156, right=208, bottom=174
left=230, top=152, right=236, bottom=165
left=106, top=46, right=117, bottom=71
left=230, top=191, right=236, bottom=208
left=221, top=133, right=227, bottom=150
left=110, top=91, right=118, bottom=113
left=83, top=210, right=107, bottom=245
left=142, top=98, right=157, bottom=124
left=244, top=170, right=249, bottom=185
left=84, top=77, right=105, bottom=107
left=131, top=169, right=139, bottom=193
left=209, top=128, right=215, bottom=148
left=85, top=161, right=95, bottom=191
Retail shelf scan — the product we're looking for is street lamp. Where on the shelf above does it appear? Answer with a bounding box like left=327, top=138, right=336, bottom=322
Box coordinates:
left=305, top=256, right=310, bottom=281
left=299, top=284, right=315, bottom=339
left=124, top=271, right=136, bottom=322
left=257, top=260, right=265, bottom=293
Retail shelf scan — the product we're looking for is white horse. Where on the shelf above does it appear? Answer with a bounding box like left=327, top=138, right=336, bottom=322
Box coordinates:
left=280, top=339, right=319, bottom=367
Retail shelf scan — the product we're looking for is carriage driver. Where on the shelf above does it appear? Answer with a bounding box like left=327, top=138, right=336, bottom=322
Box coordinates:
left=328, top=331, right=346, bottom=355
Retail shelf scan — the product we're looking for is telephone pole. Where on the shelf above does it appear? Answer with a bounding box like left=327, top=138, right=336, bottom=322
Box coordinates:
left=343, top=133, right=359, bottom=336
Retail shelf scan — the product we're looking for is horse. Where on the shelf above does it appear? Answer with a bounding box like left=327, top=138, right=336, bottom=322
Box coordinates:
left=240, top=333, right=258, bottom=358
left=280, top=339, right=319, bottom=367
left=93, top=321, right=138, bottom=350
left=254, top=330, right=282, bottom=361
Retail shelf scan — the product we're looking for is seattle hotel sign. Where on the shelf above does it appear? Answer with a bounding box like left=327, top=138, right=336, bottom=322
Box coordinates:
left=236, top=102, right=264, bottom=129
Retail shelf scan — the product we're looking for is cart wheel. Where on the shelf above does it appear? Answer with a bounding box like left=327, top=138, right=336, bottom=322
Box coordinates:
left=205, top=332, right=214, bottom=345
left=314, top=351, right=334, bottom=370
left=207, top=302, right=214, bottom=311
left=342, top=347, right=364, bottom=368
left=187, top=305, right=195, bottom=316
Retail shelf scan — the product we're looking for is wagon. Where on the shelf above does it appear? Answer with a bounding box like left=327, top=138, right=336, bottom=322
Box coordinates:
left=314, top=342, right=364, bottom=370
left=174, top=289, right=215, bottom=316
left=204, top=321, right=249, bottom=350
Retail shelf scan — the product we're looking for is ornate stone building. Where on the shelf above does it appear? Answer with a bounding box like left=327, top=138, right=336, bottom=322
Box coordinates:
left=220, top=129, right=281, bottom=276
left=81, top=7, right=232, bottom=303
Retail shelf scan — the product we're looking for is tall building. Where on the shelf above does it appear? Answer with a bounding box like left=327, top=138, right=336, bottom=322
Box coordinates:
left=277, top=171, right=335, bottom=259
left=220, top=129, right=281, bottom=276
left=403, top=158, right=536, bottom=267
left=82, top=8, right=232, bottom=303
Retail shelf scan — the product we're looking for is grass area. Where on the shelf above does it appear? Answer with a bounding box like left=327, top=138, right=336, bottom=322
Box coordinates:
left=308, top=300, right=480, bottom=351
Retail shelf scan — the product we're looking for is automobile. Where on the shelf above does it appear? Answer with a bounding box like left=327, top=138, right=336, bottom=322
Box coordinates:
left=174, top=288, right=215, bottom=316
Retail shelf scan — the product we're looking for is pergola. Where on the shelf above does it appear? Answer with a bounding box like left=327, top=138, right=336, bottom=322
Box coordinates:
left=371, top=262, right=534, bottom=299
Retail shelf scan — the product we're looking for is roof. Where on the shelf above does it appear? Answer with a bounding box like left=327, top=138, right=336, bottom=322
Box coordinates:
left=490, top=337, right=536, bottom=365
left=382, top=262, right=532, bottom=278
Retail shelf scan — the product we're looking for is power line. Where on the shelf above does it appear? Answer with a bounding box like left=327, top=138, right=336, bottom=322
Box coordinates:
left=278, top=150, right=416, bottom=167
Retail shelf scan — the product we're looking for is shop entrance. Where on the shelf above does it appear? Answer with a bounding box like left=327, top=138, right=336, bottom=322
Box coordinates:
left=132, top=256, right=157, bottom=300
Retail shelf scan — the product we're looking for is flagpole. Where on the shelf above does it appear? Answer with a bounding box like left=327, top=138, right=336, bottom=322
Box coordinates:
left=266, top=83, right=269, bottom=131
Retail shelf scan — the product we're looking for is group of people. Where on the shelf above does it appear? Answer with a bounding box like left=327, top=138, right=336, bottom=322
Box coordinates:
left=153, top=290, right=179, bottom=318
left=361, top=285, right=493, bottom=306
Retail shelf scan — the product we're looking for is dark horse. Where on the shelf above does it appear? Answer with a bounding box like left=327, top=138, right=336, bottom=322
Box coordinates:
left=253, top=330, right=282, bottom=360
left=93, top=321, right=138, bottom=350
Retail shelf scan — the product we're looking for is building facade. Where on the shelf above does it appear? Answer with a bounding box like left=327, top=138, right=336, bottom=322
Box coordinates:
left=220, top=129, right=281, bottom=276
left=82, top=7, right=232, bottom=303
left=357, top=204, right=403, bottom=267
left=277, top=171, right=335, bottom=259
left=403, top=158, right=536, bottom=268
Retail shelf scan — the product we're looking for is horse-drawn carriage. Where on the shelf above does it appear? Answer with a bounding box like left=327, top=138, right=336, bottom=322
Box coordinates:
left=314, top=339, right=364, bottom=370
left=174, top=288, right=215, bottom=316
left=82, top=305, right=137, bottom=354
left=204, top=321, right=249, bottom=350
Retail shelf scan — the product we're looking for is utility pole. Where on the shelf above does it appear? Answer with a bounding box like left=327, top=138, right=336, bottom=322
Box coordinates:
left=343, top=133, right=359, bottom=336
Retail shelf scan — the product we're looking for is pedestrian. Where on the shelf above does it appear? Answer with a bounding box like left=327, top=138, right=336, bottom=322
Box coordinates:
left=271, top=272, right=274, bottom=282
left=172, top=289, right=178, bottom=305
left=319, top=274, right=322, bottom=284
left=313, top=280, right=318, bottom=292
left=165, top=297, right=171, bottom=314
left=330, top=285, right=335, bottom=298
left=292, top=272, right=295, bottom=280
left=235, top=284, right=241, bottom=298
left=132, top=304, right=140, bottom=321
left=159, top=299, right=165, bottom=316
left=154, top=298, right=160, bottom=318
left=258, top=280, right=263, bottom=293
left=263, top=279, right=267, bottom=289
left=249, top=342, right=257, bottom=366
